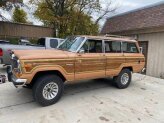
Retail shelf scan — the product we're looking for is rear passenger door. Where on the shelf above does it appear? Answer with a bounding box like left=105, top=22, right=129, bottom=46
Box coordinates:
left=105, top=41, right=125, bottom=77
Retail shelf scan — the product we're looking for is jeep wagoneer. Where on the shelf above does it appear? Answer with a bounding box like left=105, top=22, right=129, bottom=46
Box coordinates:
left=7, top=35, right=145, bottom=106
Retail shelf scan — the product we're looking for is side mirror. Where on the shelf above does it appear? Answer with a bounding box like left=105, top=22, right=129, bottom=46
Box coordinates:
left=79, top=49, right=85, bottom=54
left=139, top=47, right=143, bottom=54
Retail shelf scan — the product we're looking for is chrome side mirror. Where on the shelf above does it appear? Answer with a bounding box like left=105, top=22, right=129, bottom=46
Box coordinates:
left=79, top=49, right=85, bottom=54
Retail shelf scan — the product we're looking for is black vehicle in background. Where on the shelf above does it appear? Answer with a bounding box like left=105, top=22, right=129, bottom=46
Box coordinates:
left=0, top=40, right=10, bottom=44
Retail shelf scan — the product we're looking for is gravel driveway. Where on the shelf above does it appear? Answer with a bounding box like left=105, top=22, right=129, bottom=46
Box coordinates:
left=0, top=65, right=164, bottom=123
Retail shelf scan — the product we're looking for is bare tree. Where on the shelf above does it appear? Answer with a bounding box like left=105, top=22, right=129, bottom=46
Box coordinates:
left=0, top=0, right=24, bottom=21
left=94, top=0, right=118, bottom=25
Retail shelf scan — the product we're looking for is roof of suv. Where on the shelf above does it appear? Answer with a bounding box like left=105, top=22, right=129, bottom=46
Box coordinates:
left=79, top=35, right=137, bottom=42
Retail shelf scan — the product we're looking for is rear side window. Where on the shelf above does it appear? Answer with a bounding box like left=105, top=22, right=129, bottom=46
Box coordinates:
left=105, top=41, right=121, bottom=53
left=50, top=39, right=58, bottom=48
left=122, top=42, right=139, bottom=53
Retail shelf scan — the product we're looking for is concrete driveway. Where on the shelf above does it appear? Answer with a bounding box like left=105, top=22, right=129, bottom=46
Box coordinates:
left=0, top=66, right=164, bottom=123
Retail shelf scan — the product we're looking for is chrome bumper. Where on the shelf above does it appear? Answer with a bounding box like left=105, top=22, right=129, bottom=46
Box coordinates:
left=7, top=65, right=27, bottom=88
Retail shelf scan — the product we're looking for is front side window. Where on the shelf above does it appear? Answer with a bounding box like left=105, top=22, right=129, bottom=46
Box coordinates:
left=81, top=39, right=103, bottom=53
left=105, top=41, right=121, bottom=53
left=122, top=42, right=139, bottom=53
left=57, top=36, right=85, bottom=52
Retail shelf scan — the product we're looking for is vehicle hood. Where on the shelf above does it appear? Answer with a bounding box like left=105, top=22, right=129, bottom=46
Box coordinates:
left=13, top=49, right=75, bottom=60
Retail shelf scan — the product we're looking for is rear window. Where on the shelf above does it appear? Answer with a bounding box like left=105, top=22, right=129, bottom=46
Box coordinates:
left=122, top=42, right=139, bottom=53
left=50, top=39, right=58, bottom=48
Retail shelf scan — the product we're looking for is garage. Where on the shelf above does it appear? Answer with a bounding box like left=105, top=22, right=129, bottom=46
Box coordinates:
left=101, top=2, right=164, bottom=78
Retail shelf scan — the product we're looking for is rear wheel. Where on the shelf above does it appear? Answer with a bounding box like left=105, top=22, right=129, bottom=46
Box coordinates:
left=32, top=74, right=64, bottom=106
left=113, top=69, right=132, bottom=89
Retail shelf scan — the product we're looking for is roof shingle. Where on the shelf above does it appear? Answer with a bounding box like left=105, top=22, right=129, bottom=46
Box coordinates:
left=101, top=2, right=164, bottom=34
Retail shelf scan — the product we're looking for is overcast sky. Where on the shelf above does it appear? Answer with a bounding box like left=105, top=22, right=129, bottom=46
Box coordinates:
left=115, top=0, right=164, bottom=14
left=0, top=0, right=164, bottom=26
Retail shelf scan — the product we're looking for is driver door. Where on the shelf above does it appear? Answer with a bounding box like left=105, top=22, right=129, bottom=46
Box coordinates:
left=75, top=39, right=106, bottom=80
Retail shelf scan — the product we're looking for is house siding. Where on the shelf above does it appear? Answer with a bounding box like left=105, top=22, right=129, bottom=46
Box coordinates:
left=138, top=32, right=164, bottom=78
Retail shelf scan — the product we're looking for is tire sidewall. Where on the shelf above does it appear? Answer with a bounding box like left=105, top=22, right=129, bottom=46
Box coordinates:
left=115, top=69, right=132, bottom=89
left=33, top=75, right=64, bottom=106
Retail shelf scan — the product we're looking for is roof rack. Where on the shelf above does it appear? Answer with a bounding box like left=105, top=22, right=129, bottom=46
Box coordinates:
left=103, top=34, right=135, bottom=40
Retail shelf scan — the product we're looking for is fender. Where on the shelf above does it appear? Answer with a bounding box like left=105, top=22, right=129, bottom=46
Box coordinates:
left=21, top=65, right=74, bottom=83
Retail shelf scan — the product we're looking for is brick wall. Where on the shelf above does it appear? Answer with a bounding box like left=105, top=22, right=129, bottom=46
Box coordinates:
left=0, top=21, right=54, bottom=39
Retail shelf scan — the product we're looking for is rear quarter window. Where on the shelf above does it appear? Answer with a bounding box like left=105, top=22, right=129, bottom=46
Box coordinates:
left=122, top=42, right=139, bottom=53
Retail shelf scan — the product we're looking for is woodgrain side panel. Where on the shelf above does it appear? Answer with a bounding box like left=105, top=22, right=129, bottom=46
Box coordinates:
left=75, top=54, right=106, bottom=80
left=20, top=59, right=75, bottom=82
left=17, top=53, right=145, bottom=83
left=105, top=53, right=125, bottom=77
left=23, top=59, right=74, bottom=74
left=105, top=53, right=145, bottom=77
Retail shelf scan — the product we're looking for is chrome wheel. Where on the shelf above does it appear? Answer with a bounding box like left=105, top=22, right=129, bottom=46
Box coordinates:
left=42, top=82, right=58, bottom=100
left=121, top=73, right=129, bottom=85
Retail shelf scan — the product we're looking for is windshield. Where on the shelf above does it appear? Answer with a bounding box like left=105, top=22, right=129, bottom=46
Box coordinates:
left=57, top=36, right=85, bottom=52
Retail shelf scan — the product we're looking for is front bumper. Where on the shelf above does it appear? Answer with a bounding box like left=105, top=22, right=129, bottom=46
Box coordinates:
left=7, top=66, right=27, bottom=87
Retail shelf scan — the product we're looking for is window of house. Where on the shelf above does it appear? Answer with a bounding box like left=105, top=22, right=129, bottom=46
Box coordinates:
left=105, top=41, right=121, bottom=53
left=81, top=39, right=103, bottom=53
left=122, top=42, right=139, bottom=53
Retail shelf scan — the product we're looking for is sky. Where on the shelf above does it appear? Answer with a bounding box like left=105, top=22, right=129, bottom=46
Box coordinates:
left=0, top=0, right=164, bottom=26
left=114, top=0, right=164, bottom=14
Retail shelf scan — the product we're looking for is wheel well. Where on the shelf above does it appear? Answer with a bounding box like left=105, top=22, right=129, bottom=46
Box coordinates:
left=29, top=70, right=66, bottom=87
left=122, top=67, right=133, bottom=72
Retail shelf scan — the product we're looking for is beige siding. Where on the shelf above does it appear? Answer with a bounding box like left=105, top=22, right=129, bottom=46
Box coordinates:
left=138, top=32, right=164, bottom=78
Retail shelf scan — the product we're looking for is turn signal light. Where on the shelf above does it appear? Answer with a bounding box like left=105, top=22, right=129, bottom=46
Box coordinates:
left=24, top=64, right=33, bottom=72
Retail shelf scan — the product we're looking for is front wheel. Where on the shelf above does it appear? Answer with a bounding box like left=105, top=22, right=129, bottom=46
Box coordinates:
left=33, top=74, right=64, bottom=106
left=113, top=69, right=132, bottom=89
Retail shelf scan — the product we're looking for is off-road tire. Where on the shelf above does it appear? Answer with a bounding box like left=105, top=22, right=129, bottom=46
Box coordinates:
left=113, top=69, right=132, bottom=89
left=32, top=74, right=64, bottom=106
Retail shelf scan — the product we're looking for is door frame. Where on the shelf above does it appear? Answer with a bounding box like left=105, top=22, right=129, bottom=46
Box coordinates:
left=138, top=41, right=149, bottom=73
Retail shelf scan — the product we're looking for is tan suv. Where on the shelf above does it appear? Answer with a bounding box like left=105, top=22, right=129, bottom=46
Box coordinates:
left=7, top=35, right=145, bottom=106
